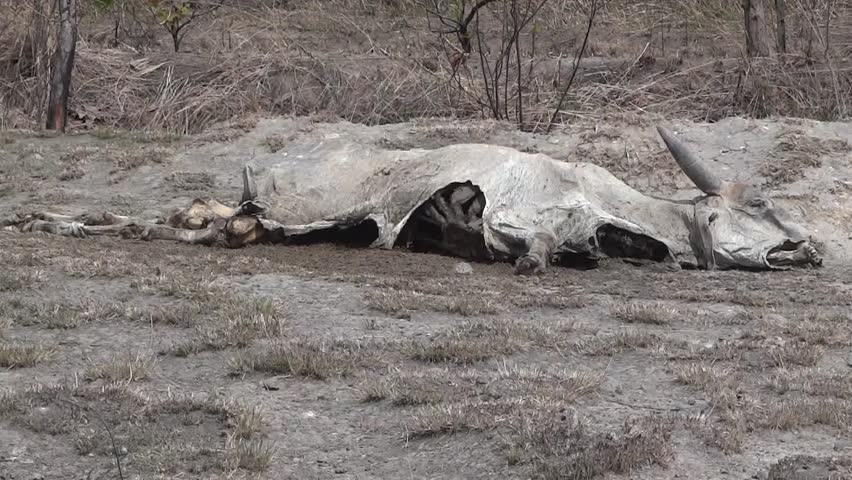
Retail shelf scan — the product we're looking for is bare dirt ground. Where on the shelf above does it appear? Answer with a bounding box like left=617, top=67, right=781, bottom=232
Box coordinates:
left=1, top=116, right=852, bottom=480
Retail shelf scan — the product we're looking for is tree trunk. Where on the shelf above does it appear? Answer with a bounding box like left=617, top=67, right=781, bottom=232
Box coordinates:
left=775, top=0, right=787, bottom=53
left=743, top=0, right=773, bottom=57
left=45, top=0, right=78, bottom=132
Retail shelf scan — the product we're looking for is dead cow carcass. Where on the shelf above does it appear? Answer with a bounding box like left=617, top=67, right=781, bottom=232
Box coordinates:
left=12, top=127, right=822, bottom=273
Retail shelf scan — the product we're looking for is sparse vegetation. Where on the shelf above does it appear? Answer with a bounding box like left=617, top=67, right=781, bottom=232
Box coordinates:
left=84, top=352, right=155, bottom=383
left=167, top=295, right=286, bottom=355
left=0, top=384, right=274, bottom=475
left=0, top=0, right=851, bottom=477
left=612, top=301, right=680, bottom=325
left=228, top=338, right=378, bottom=379
left=0, top=270, right=40, bottom=292
left=575, top=330, right=668, bottom=356
left=0, top=343, right=56, bottom=368
left=408, top=319, right=553, bottom=364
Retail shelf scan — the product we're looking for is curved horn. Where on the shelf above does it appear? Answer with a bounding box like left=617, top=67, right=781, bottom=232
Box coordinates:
left=657, top=126, right=725, bottom=195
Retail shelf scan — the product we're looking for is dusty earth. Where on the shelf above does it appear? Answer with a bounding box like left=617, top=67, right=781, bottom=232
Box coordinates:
left=1, top=115, right=852, bottom=480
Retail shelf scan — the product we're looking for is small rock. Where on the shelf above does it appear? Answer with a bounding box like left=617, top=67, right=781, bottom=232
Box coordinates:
left=454, top=262, right=473, bottom=275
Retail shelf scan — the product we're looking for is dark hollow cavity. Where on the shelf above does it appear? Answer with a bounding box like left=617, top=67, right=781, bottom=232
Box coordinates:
left=283, top=219, right=380, bottom=247
left=594, top=224, right=670, bottom=262
left=395, top=181, right=489, bottom=260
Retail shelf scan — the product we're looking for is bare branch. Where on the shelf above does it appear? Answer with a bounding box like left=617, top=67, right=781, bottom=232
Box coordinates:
left=545, top=0, right=597, bottom=133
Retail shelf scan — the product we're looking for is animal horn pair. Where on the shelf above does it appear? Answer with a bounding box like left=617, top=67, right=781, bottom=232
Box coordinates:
left=657, top=126, right=725, bottom=196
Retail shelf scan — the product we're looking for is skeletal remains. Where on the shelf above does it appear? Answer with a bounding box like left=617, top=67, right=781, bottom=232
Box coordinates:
left=4, top=126, right=822, bottom=273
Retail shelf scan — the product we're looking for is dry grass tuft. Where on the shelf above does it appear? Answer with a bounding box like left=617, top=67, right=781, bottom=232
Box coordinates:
left=168, top=296, right=286, bottom=356
left=226, top=438, right=276, bottom=472
left=534, top=415, right=675, bottom=480
left=364, top=287, right=500, bottom=317
left=784, top=311, right=852, bottom=347
left=0, top=383, right=274, bottom=474
left=671, top=363, right=732, bottom=388
left=612, top=301, right=679, bottom=325
left=111, top=145, right=172, bottom=172
left=768, top=455, right=852, bottom=480
left=0, top=343, right=56, bottom=368
left=130, top=273, right=221, bottom=302
left=763, top=130, right=851, bottom=186
left=766, top=369, right=852, bottom=399
left=763, top=343, right=825, bottom=368
left=760, top=398, right=852, bottom=430
left=164, top=171, right=216, bottom=191
left=128, top=302, right=204, bottom=327
left=363, top=368, right=457, bottom=406
left=0, top=270, right=41, bottom=292
left=408, top=319, right=555, bottom=364
left=9, top=300, right=125, bottom=330
left=366, top=363, right=601, bottom=407
left=84, top=352, right=155, bottom=384
left=228, top=338, right=378, bottom=380
left=575, top=330, right=668, bottom=356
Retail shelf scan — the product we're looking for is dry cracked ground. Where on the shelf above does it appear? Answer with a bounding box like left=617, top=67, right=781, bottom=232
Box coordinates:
left=1, top=116, right=852, bottom=480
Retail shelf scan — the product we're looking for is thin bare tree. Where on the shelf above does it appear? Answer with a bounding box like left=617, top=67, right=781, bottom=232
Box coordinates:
left=775, top=0, right=786, bottom=53
left=742, top=0, right=773, bottom=57
left=46, top=0, right=78, bottom=132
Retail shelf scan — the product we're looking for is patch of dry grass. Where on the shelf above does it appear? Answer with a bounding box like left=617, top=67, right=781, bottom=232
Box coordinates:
left=574, top=330, right=670, bottom=356
left=128, top=302, right=204, bottom=327
left=768, top=455, right=852, bottom=480
left=784, top=311, right=852, bottom=347
left=765, top=369, right=852, bottom=399
left=0, top=343, right=56, bottom=368
left=0, top=384, right=274, bottom=475
left=763, top=343, right=825, bottom=368
left=84, top=352, right=155, bottom=384
left=533, top=415, right=675, bottom=480
left=361, top=276, right=589, bottom=318
left=228, top=338, right=379, bottom=380
left=164, top=171, right=216, bottom=191
left=130, top=273, right=221, bottom=302
left=0, top=270, right=41, bottom=292
left=364, top=287, right=499, bottom=317
left=366, top=363, right=602, bottom=407
left=9, top=300, right=125, bottom=329
left=408, top=319, right=557, bottom=364
left=759, top=398, right=852, bottom=430
left=364, top=368, right=459, bottom=406
left=763, top=130, right=851, bottom=187
left=112, top=146, right=173, bottom=172
left=226, top=438, right=276, bottom=472
left=167, top=296, right=286, bottom=356
left=611, top=301, right=680, bottom=325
